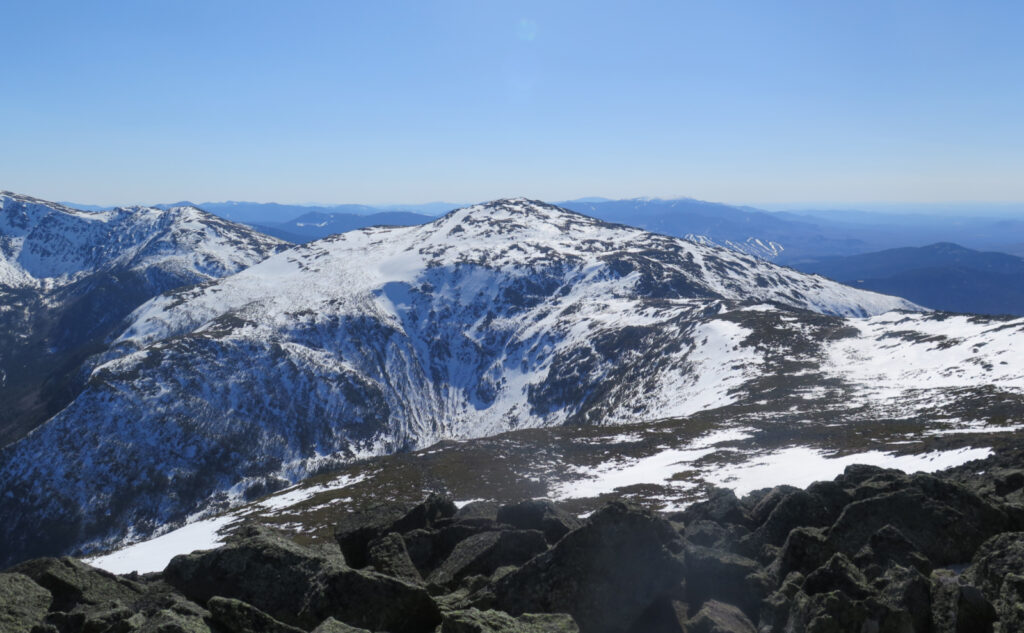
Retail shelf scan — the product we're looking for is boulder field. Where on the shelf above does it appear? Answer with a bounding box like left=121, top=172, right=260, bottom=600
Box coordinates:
left=5, top=448, right=1024, bottom=633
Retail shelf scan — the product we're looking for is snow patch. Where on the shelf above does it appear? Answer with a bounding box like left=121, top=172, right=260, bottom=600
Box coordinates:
left=85, top=515, right=237, bottom=575
left=707, top=446, right=993, bottom=497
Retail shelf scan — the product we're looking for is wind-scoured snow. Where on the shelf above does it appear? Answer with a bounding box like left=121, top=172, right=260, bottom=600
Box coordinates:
left=824, top=313, right=1024, bottom=416
left=551, top=428, right=755, bottom=501
left=553, top=433, right=991, bottom=504
left=256, top=474, right=368, bottom=513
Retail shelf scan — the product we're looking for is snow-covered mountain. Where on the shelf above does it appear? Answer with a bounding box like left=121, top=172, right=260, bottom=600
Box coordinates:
left=0, top=198, right=945, bottom=565
left=12, top=196, right=1024, bottom=570
left=0, top=192, right=285, bottom=288
left=0, top=191, right=287, bottom=444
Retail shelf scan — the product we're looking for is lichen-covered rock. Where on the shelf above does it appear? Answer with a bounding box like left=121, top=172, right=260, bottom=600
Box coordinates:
left=489, top=502, right=686, bottom=633
left=207, top=596, right=306, bottom=633
left=0, top=573, right=51, bottom=633
left=686, top=600, right=756, bottom=633
left=164, top=524, right=336, bottom=625
left=624, top=597, right=689, bottom=633
left=389, top=493, right=458, bottom=534
left=827, top=475, right=1010, bottom=566
left=441, top=608, right=578, bottom=633
left=306, top=564, right=442, bottom=633
left=683, top=519, right=736, bottom=549
left=367, top=532, right=423, bottom=584
left=495, top=500, right=581, bottom=545
left=802, top=553, right=872, bottom=601
left=745, top=485, right=800, bottom=527
left=962, top=531, right=1024, bottom=600
left=678, top=487, right=752, bottom=529
left=9, top=556, right=143, bottom=612
left=996, top=573, right=1024, bottom=633
left=311, top=617, right=373, bottom=633
left=334, top=501, right=411, bottom=568
left=852, top=523, right=932, bottom=579
left=874, top=565, right=933, bottom=633
left=745, top=489, right=840, bottom=553
left=684, top=543, right=763, bottom=619
left=931, top=568, right=996, bottom=633
left=775, top=526, right=833, bottom=579
left=428, top=530, right=547, bottom=589
left=962, top=532, right=1024, bottom=629
left=164, top=523, right=440, bottom=633
left=454, top=501, right=501, bottom=525
left=403, top=523, right=497, bottom=577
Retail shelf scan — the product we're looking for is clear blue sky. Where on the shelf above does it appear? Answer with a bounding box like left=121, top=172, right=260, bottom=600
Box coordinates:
left=2, top=1, right=1022, bottom=207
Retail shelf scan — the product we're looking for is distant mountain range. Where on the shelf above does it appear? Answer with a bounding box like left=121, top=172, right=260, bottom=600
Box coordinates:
left=62, top=196, right=1024, bottom=261
left=789, top=242, right=1024, bottom=316
left=252, top=210, right=435, bottom=242
left=161, top=201, right=459, bottom=225
left=560, top=198, right=862, bottom=260
left=562, top=198, right=1024, bottom=262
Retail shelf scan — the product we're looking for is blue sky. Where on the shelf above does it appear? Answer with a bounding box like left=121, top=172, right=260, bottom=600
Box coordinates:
left=2, top=1, right=1022, bottom=207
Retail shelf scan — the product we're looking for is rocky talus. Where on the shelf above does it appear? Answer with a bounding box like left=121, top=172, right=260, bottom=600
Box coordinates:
left=5, top=451, right=1024, bottom=633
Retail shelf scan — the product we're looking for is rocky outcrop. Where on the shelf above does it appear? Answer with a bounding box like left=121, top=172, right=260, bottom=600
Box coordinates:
left=5, top=454, right=1024, bottom=633
left=486, top=501, right=687, bottom=633
left=0, top=573, right=51, bottom=633
left=164, top=523, right=440, bottom=633
left=440, top=608, right=579, bottom=633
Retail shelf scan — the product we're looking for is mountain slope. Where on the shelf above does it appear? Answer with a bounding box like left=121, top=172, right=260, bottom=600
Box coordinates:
left=0, top=191, right=288, bottom=444
left=0, top=198, right=930, bottom=564
left=789, top=243, right=1024, bottom=315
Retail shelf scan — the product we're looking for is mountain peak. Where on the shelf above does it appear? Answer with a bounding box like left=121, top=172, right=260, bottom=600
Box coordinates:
left=459, top=197, right=561, bottom=217
left=436, top=198, right=606, bottom=239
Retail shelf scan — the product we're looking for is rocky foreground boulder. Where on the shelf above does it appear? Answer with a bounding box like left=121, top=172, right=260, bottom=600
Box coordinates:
left=4, top=455, right=1024, bottom=632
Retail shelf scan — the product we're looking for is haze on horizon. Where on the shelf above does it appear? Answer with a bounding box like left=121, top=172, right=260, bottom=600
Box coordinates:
left=3, top=1, right=1023, bottom=211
